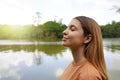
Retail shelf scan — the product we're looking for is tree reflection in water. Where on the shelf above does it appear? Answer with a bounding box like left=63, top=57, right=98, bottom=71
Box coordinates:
left=0, top=40, right=120, bottom=80
left=105, top=45, right=120, bottom=52
left=0, top=43, right=66, bottom=65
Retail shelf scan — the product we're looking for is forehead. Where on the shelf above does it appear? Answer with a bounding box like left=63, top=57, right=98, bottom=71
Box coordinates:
left=68, top=19, right=81, bottom=27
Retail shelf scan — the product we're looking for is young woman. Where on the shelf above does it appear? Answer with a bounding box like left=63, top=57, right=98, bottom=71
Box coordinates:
left=59, top=16, right=108, bottom=80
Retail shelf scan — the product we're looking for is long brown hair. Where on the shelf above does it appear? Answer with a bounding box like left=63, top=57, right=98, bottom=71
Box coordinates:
left=74, top=16, right=108, bottom=80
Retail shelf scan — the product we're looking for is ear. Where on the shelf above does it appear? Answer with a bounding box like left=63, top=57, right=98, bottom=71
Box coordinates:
left=84, top=34, right=92, bottom=44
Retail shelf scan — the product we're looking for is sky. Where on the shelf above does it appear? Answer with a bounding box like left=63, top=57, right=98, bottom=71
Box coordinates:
left=0, top=0, right=120, bottom=25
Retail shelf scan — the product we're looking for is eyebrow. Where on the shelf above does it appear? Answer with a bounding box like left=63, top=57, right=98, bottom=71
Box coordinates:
left=69, top=24, right=77, bottom=29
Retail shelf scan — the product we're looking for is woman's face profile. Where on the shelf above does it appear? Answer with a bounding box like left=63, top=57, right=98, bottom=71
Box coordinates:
left=62, top=19, right=86, bottom=48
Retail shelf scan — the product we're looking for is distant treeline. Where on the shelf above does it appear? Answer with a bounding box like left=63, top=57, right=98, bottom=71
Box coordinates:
left=0, top=21, right=66, bottom=41
left=101, top=21, right=120, bottom=38
left=0, top=20, right=120, bottom=41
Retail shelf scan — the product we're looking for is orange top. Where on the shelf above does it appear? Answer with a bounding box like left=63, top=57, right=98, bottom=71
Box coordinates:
left=59, top=60, right=102, bottom=80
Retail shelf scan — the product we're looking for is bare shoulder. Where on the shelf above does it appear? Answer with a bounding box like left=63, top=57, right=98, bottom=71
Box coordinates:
left=77, top=61, right=102, bottom=80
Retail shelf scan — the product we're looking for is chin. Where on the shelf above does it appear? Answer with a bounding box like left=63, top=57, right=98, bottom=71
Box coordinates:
left=62, top=42, right=70, bottom=47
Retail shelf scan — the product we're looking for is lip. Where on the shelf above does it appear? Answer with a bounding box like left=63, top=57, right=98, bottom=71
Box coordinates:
left=62, top=37, right=69, bottom=41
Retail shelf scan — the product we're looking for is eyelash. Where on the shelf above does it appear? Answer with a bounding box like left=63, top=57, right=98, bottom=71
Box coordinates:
left=70, top=26, right=76, bottom=31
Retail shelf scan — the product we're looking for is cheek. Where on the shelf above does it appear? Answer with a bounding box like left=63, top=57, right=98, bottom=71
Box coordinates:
left=71, top=36, right=81, bottom=44
left=72, top=32, right=85, bottom=44
left=62, top=32, right=85, bottom=47
left=69, top=34, right=82, bottom=45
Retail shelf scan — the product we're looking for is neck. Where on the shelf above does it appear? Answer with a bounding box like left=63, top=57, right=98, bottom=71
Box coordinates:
left=71, top=46, right=86, bottom=64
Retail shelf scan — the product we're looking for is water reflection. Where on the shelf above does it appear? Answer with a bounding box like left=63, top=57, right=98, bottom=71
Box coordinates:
left=0, top=42, right=67, bottom=80
left=105, top=45, right=120, bottom=53
left=0, top=44, right=66, bottom=55
left=0, top=39, right=120, bottom=80
left=0, top=51, right=33, bottom=80
left=103, top=38, right=120, bottom=53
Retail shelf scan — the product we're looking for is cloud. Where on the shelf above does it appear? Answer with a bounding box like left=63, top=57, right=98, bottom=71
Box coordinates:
left=0, top=0, right=120, bottom=25
left=54, top=67, right=64, bottom=77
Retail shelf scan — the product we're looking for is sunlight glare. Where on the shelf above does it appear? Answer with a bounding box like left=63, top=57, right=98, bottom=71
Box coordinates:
left=0, top=0, right=33, bottom=25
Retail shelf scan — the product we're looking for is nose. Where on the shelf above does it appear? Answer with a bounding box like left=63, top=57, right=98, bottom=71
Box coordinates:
left=62, top=28, right=68, bottom=35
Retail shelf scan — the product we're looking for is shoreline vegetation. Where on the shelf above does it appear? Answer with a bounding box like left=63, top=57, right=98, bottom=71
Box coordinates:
left=101, top=21, right=120, bottom=38
left=0, top=20, right=120, bottom=41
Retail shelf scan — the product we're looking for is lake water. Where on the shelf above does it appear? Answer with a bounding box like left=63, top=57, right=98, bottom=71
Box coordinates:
left=0, top=38, right=120, bottom=80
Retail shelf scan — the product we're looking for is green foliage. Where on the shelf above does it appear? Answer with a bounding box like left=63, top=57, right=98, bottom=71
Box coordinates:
left=0, top=21, right=66, bottom=41
left=101, top=21, right=120, bottom=38
left=40, top=21, right=66, bottom=41
left=0, top=19, right=120, bottom=40
left=1, top=20, right=119, bottom=40
left=0, top=25, right=13, bottom=39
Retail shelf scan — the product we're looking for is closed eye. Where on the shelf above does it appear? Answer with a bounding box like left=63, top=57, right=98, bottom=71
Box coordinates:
left=69, top=25, right=77, bottom=31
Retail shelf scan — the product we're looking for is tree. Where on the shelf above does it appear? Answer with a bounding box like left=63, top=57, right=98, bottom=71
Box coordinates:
left=112, top=5, right=120, bottom=14
left=116, top=8, right=120, bottom=13
left=41, top=21, right=66, bottom=40
left=101, top=21, right=120, bottom=38
left=33, top=12, right=41, bottom=27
